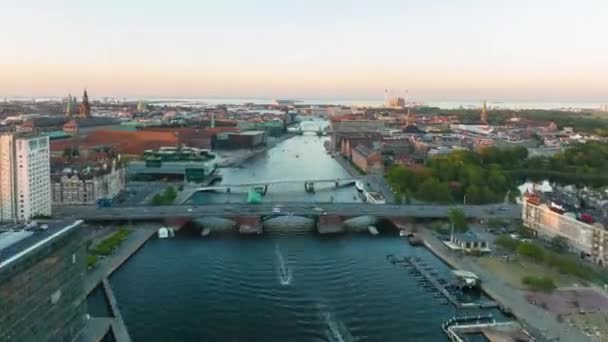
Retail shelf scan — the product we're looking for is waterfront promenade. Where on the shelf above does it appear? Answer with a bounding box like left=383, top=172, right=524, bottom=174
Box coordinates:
left=333, top=154, right=396, bottom=203
left=81, top=226, right=156, bottom=342
left=420, top=230, right=591, bottom=342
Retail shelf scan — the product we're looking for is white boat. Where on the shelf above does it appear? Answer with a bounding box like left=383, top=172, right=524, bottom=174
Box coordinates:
left=368, top=225, right=379, bottom=236
left=399, top=230, right=406, bottom=237
left=201, top=228, right=211, bottom=237
left=157, top=227, right=169, bottom=239
left=355, top=181, right=365, bottom=192
left=365, top=191, right=386, bottom=204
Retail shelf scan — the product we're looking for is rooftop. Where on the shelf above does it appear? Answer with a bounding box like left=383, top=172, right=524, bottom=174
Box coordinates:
left=0, top=220, right=83, bottom=271
left=452, top=231, right=486, bottom=242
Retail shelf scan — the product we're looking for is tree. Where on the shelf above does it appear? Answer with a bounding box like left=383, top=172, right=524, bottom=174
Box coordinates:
left=495, top=235, right=520, bottom=251
left=417, top=178, right=452, bottom=203
left=448, top=208, right=468, bottom=233
left=550, top=236, right=569, bottom=253
left=516, top=242, right=545, bottom=261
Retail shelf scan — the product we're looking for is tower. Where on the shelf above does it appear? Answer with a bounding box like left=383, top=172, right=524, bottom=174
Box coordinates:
left=65, top=94, right=73, bottom=117
left=384, top=89, right=389, bottom=108
left=480, top=100, right=488, bottom=125
left=406, top=107, right=414, bottom=127
left=79, top=89, right=91, bottom=118
left=137, top=100, right=146, bottom=113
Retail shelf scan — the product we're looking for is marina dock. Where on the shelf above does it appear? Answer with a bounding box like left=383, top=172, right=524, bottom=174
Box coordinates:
left=389, top=255, right=461, bottom=307
left=388, top=255, right=498, bottom=309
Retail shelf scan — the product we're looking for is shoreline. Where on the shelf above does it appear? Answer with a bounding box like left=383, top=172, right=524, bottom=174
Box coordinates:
left=216, top=133, right=295, bottom=168
left=420, top=230, right=591, bottom=342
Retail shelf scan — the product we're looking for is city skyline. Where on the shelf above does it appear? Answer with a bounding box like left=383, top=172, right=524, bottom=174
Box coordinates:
left=2, top=0, right=607, bottom=101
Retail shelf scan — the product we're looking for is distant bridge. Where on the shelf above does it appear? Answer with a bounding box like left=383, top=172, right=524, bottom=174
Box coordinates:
left=193, top=178, right=358, bottom=194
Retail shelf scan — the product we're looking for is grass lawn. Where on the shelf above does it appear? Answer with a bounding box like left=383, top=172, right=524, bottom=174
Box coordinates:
left=478, top=257, right=581, bottom=289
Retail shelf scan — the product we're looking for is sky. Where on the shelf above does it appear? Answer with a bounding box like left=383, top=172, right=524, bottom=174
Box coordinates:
left=1, top=0, right=607, bottom=101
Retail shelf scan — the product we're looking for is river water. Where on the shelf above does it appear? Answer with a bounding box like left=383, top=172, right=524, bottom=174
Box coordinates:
left=189, top=119, right=363, bottom=204
left=108, top=120, right=492, bottom=341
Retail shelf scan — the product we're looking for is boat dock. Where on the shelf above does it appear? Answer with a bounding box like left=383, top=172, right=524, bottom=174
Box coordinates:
left=387, top=254, right=498, bottom=309
left=442, top=315, right=528, bottom=342
left=400, top=255, right=460, bottom=307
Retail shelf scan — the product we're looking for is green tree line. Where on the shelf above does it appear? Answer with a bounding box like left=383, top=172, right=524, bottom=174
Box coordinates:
left=387, top=141, right=608, bottom=204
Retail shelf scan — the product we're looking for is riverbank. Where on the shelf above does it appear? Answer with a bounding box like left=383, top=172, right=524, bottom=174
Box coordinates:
left=216, top=133, right=295, bottom=167
left=80, top=226, right=157, bottom=341
left=84, top=226, right=157, bottom=295
left=419, top=229, right=591, bottom=342
left=333, top=154, right=396, bottom=204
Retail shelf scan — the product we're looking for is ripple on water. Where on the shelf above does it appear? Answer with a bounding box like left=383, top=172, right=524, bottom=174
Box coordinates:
left=110, top=233, right=460, bottom=342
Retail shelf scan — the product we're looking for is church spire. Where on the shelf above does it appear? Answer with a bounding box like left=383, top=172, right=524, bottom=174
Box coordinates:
left=79, top=89, right=91, bottom=118
left=481, top=100, right=488, bottom=125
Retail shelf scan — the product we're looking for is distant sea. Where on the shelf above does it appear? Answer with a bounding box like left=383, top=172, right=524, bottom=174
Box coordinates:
left=4, top=96, right=605, bottom=110
left=142, top=98, right=607, bottom=111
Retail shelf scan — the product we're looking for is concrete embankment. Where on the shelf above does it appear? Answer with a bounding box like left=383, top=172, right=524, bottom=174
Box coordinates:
left=420, top=230, right=591, bottom=342
left=84, top=227, right=156, bottom=295
left=81, top=227, right=156, bottom=342
left=102, top=279, right=132, bottom=342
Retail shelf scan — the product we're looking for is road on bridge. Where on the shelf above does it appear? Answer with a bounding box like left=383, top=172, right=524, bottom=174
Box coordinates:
left=54, top=203, right=522, bottom=221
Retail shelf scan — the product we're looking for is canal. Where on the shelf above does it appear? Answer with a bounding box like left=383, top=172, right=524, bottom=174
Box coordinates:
left=107, top=121, right=492, bottom=341
left=188, top=119, right=363, bottom=204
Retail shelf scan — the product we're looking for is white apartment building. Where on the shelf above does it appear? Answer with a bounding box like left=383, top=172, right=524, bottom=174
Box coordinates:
left=0, top=133, right=51, bottom=222
left=522, top=196, right=608, bottom=266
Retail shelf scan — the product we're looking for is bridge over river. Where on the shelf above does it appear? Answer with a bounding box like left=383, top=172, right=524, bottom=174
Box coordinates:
left=193, top=178, right=357, bottom=195
left=56, top=203, right=521, bottom=221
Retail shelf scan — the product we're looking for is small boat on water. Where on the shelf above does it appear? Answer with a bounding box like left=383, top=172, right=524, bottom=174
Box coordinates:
left=355, top=181, right=364, bottom=192
left=158, top=227, right=169, bottom=239
left=201, top=228, right=211, bottom=237
left=368, top=225, right=379, bottom=236
left=158, top=227, right=175, bottom=239
left=399, top=230, right=406, bottom=237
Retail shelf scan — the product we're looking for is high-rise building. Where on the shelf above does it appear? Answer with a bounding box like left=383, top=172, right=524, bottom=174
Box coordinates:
left=384, top=89, right=406, bottom=109
left=78, top=89, right=91, bottom=118
left=137, top=99, right=146, bottom=113
left=65, top=93, right=74, bottom=116
left=0, top=133, right=51, bottom=222
left=480, top=100, right=488, bottom=125
left=0, top=220, right=87, bottom=341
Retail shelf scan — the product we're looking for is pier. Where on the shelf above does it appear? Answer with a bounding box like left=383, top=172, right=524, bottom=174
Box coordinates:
left=388, top=255, right=498, bottom=309
left=102, top=279, right=132, bottom=342
left=394, top=255, right=461, bottom=307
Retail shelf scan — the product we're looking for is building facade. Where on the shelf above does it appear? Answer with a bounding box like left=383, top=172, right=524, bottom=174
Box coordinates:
left=0, top=221, right=87, bottom=341
left=0, top=134, right=51, bottom=222
left=52, top=162, right=126, bottom=205
left=351, top=144, right=383, bottom=175
left=522, top=196, right=608, bottom=265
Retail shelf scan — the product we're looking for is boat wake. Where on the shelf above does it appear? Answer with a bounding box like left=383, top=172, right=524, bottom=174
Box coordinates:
left=275, top=244, right=292, bottom=286
left=317, top=304, right=354, bottom=342
left=324, top=311, right=354, bottom=342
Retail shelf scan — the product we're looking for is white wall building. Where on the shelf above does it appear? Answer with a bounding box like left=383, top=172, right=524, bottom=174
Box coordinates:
left=522, top=197, right=608, bottom=266
left=0, top=133, right=51, bottom=222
